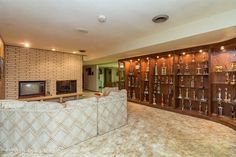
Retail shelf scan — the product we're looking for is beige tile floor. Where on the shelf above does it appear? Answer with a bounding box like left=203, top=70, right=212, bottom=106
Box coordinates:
left=1, top=102, right=236, bottom=157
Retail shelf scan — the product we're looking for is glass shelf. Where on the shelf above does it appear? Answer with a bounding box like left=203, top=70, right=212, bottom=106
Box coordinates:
left=176, top=97, right=208, bottom=102
left=128, top=86, right=136, bottom=88
left=177, top=74, right=209, bottom=76
left=175, top=61, right=208, bottom=65
left=212, top=100, right=236, bottom=105
left=213, top=70, right=236, bottom=73
left=160, top=83, right=174, bottom=85
left=177, top=86, right=208, bottom=89
left=158, top=74, right=174, bottom=76
left=211, top=82, right=236, bottom=85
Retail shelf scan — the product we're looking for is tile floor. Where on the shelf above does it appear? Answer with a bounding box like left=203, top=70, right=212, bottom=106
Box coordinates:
left=1, top=102, right=236, bottom=157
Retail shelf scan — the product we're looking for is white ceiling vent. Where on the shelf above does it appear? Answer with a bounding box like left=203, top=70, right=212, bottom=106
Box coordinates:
left=152, top=15, right=169, bottom=23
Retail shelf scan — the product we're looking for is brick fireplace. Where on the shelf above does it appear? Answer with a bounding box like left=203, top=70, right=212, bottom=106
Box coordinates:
left=4, top=45, right=83, bottom=99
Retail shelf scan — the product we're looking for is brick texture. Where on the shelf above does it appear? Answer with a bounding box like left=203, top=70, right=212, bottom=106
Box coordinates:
left=0, top=38, right=4, bottom=99
left=5, top=45, right=83, bottom=99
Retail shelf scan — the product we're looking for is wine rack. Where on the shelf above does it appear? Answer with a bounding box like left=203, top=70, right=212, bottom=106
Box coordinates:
left=118, top=38, right=236, bottom=130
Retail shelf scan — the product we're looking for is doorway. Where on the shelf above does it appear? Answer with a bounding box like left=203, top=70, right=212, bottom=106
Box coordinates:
left=104, top=68, right=112, bottom=87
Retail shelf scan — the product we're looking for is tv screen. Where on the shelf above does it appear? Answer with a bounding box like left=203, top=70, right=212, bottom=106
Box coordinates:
left=19, top=81, right=45, bottom=98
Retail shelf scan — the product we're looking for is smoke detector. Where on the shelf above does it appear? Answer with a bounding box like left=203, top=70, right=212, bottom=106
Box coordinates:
left=152, top=14, right=169, bottom=23
left=98, top=15, right=107, bottom=23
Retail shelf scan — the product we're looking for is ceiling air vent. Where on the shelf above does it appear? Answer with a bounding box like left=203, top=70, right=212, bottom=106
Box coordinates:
left=79, top=50, right=86, bottom=53
left=152, top=15, right=169, bottom=23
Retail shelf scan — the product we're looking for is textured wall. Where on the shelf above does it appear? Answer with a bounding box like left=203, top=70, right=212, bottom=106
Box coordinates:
left=5, top=45, right=83, bottom=99
left=83, top=65, right=98, bottom=91
left=0, top=38, right=4, bottom=99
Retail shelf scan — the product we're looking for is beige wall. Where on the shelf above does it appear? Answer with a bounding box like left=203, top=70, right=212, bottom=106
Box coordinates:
left=111, top=67, right=119, bottom=83
left=0, top=37, right=4, bottom=99
left=83, top=65, right=98, bottom=91
left=5, top=45, right=83, bottom=99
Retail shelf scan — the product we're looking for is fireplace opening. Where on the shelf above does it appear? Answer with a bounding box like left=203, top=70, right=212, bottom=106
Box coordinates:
left=19, top=81, right=46, bottom=98
left=56, top=80, right=77, bottom=95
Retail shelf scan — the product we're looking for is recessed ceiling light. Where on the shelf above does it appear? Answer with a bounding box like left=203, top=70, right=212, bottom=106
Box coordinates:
left=168, top=54, right=171, bottom=57
left=24, top=43, right=30, bottom=47
left=98, top=15, right=107, bottom=23
left=199, top=50, right=203, bottom=53
left=220, top=46, right=225, bottom=50
left=73, top=51, right=77, bottom=54
left=182, top=52, right=186, bottom=55
left=152, top=14, right=169, bottom=23
left=52, top=48, right=56, bottom=51
left=76, top=28, right=88, bottom=33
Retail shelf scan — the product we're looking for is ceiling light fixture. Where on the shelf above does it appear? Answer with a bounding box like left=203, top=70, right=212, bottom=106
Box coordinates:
left=72, top=51, right=77, bottom=54
left=76, top=28, right=88, bottom=33
left=24, top=43, right=30, bottom=47
left=168, top=54, right=171, bottom=57
left=182, top=52, right=186, bottom=55
left=98, top=15, right=107, bottom=23
left=220, top=46, right=225, bottom=50
left=199, top=50, right=203, bottom=53
left=52, top=48, right=56, bottom=51
left=152, top=14, right=169, bottom=23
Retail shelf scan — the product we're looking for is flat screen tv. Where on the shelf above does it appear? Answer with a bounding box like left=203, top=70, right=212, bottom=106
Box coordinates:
left=19, top=81, right=46, bottom=98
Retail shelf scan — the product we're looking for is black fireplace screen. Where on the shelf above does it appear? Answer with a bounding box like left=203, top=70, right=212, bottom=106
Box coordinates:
left=56, top=80, right=77, bottom=95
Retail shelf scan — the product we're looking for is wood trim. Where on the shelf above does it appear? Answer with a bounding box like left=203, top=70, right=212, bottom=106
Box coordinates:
left=118, top=37, right=236, bottom=62
left=19, top=92, right=83, bottom=103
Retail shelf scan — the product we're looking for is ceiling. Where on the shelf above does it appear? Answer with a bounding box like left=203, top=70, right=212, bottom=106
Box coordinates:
left=97, top=62, right=118, bottom=68
left=0, top=0, right=236, bottom=63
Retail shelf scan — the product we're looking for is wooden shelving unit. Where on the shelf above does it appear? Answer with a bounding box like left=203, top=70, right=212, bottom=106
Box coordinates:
left=118, top=38, right=236, bottom=131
